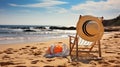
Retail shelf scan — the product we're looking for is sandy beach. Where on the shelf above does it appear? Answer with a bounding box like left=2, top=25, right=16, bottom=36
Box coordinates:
left=0, top=32, right=120, bottom=67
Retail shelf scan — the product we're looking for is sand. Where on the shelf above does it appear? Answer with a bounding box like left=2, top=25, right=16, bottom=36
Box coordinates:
left=0, top=32, right=120, bottom=67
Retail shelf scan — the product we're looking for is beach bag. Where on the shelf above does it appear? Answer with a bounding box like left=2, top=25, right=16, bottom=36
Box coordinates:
left=44, top=42, right=69, bottom=58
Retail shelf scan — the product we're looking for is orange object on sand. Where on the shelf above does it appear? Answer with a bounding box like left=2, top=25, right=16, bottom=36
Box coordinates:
left=46, top=43, right=63, bottom=54
left=54, top=45, right=62, bottom=54
left=44, top=42, right=69, bottom=57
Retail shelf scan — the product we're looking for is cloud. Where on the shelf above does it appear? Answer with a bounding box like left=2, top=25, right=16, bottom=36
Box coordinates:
left=71, top=0, right=120, bottom=19
left=72, top=0, right=119, bottom=10
left=9, top=3, right=18, bottom=7
left=46, top=7, right=68, bottom=14
left=9, top=0, right=68, bottom=8
left=8, top=0, right=69, bottom=14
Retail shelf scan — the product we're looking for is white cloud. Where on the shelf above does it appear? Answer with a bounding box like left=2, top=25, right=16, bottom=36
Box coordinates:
left=9, top=3, right=18, bottom=7
left=71, top=0, right=120, bottom=19
left=46, top=7, right=68, bottom=14
left=9, top=0, right=69, bottom=14
left=9, top=0, right=68, bottom=8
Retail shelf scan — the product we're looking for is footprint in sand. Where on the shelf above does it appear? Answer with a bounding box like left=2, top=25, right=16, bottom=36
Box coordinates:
left=31, top=46, right=37, bottom=49
left=25, top=45, right=31, bottom=48
left=13, top=49, right=19, bottom=52
left=117, top=52, right=120, bottom=55
left=32, top=50, right=43, bottom=56
left=4, top=48, right=14, bottom=54
left=2, top=55, right=11, bottom=60
left=20, top=47, right=27, bottom=50
left=116, top=56, right=120, bottom=59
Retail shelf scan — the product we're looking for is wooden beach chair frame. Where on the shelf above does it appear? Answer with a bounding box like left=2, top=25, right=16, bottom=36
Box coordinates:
left=69, top=15, right=104, bottom=61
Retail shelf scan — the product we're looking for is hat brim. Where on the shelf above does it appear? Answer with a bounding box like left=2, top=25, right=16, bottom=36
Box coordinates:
left=76, top=15, right=104, bottom=42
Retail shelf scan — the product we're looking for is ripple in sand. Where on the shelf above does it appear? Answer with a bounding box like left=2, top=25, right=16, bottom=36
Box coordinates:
left=0, top=61, right=14, bottom=66
left=57, top=65, right=67, bottom=67
left=98, top=60, right=110, bottom=65
left=43, top=65, right=54, bottom=67
left=105, top=50, right=116, bottom=53
left=39, top=60, right=48, bottom=64
left=108, top=60, right=120, bottom=64
left=89, top=61, right=97, bottom=66
left=101, top=64, right=110, bottom=67
left=15, top=66, right=27, bottom=67
left=31, top=60, right=39, bottom=64
left=111, top=64, right=120, bottom=67
left=46, top=58, right=55, bottom=62
left=70, top=62, right=81, bottom=66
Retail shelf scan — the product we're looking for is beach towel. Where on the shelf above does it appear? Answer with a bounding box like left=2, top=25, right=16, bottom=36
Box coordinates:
left=44, top=42, right=69, bottom=58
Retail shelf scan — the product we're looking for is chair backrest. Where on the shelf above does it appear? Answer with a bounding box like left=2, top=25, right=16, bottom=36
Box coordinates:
left=78, top=37, right=92, bottom=46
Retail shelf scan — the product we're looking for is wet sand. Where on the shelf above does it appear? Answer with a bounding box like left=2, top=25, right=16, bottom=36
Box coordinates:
left=0, top=32, right=120, bottom=67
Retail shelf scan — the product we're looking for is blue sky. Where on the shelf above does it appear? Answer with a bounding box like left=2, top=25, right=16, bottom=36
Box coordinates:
left=0, top=0, right=119, bottom=26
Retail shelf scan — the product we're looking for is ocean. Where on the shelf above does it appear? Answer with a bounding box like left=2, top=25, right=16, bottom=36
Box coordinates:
left=0, top=25, right=76, bottom=44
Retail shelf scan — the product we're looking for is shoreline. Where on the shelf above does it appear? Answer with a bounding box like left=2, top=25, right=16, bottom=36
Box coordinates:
left=0, top=37, right=69, bottom=50
left=0, top=37, right=68, bottom=45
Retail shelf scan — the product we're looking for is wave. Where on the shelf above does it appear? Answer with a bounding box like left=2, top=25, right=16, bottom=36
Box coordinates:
left=0, top=27, right=76, bottom=44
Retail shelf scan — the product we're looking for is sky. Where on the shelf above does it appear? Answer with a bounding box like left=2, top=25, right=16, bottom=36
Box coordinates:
left=0, top=0, right=120, bottom=26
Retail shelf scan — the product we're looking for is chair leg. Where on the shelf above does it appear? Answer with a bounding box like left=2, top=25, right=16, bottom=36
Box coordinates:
left=69, top=36, right=71, bottom=55
left=98, top=40, right=101, bottom=57
left=76, top=37, right=78, bottom=61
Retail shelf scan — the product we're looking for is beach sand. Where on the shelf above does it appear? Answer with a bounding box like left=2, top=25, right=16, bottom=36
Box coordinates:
left=0, top=32, right=120, bottom=67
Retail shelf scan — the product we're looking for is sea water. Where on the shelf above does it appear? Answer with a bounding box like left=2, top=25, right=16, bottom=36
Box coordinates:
left=0, top=25, right=76, bottom=44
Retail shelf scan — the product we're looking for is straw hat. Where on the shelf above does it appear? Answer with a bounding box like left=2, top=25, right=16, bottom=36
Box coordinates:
left=76, top=15, right=104, bottom=42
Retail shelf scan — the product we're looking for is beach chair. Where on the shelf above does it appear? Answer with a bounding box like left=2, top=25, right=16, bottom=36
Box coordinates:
left=69, top=15, right=104, bottom=61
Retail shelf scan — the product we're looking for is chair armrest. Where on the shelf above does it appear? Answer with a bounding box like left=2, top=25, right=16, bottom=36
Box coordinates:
left=68, top=35, right=76, bottom=44
left=68, top=35, right=76, bottom=38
